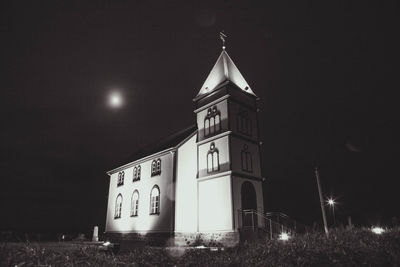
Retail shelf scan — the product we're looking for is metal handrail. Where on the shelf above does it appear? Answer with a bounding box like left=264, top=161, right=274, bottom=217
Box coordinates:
left=238, top=209, right=297, bottom=239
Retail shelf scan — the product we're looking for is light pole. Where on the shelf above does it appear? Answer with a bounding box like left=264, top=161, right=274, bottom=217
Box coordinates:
left=315, top=167, right=329, bottom=237
left=327, top=198, right=336, bottom=227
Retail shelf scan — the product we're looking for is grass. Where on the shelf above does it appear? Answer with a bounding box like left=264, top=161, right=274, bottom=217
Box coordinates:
left=1, top=228, right=399, bottom=266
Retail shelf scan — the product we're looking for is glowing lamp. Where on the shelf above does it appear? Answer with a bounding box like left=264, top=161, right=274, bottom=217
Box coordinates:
left=279, top=232, right=290, bottom=241
left=371, top=227, right=385, bottom=235
left=327, top=198, right=335, bottom=206
left=103, top=241, right=111, bottom=246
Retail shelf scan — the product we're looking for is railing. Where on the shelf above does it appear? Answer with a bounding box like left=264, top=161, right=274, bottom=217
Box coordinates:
left=238, top=209, right=303, bottom=239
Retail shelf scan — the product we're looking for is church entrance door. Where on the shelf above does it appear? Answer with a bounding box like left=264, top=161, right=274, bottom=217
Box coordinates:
left=241, top=181, right=257, bottom=228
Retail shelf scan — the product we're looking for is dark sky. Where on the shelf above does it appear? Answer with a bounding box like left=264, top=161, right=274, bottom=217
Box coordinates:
left=1, top=1, right=399, bottom=234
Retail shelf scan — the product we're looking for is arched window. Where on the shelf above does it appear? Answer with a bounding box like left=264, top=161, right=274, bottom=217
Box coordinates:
left=207, top=142, right=220, bottom=173
left=150, top=185, right=160, bottom=215
left=241, top=144, right=253, bottom=172
left=131, top=190, right=139, bottom=217
left=151, top=159, right=161, bottom=176
left=133, top=165, right=141, bottom=182
left=117, top=171, right=124, bottom=186
left=237, top=109, right=252, bottom=136
left=114, top=194, right=123, bottom=219
left=204, top=106, right=221, bottom=137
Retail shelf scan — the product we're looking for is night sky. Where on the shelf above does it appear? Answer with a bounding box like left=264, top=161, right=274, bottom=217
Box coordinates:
left=1, top=1, right=399, bottom=235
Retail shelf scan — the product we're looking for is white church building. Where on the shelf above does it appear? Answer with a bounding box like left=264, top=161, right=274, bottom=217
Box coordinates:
left=104, top=48, right=265, bottom=246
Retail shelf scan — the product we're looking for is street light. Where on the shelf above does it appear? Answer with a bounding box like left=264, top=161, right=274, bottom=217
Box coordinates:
left=327, top=198, right=336, bottom=227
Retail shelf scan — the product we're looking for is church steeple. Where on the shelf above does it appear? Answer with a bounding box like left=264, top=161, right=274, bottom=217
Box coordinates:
left=195, top=50, right=257, bottom=99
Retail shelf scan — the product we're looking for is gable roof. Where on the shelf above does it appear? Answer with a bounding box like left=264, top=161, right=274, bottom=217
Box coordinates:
left=196, top=50, right=257, bottom=99
left=109, top=125, right=197, bottom=172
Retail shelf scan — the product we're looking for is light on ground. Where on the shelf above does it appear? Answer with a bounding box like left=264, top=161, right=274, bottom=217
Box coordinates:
left=279, top=232, right=290, bottom=241
left=371, top=226, right=385, bottom=235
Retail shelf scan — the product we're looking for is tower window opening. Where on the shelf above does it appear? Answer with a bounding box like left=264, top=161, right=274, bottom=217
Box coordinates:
left=207, top=142, right=220, bottom=173
left=241, top=144, right=253, bottom=172
left=237, top=109, right=252, bottom=136
left=204, top=106, right=222, bottom=137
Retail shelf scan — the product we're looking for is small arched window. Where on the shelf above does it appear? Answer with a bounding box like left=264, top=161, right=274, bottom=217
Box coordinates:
left=151, top=159, right=161, bottom=176
left=150, top=185, right=160, bottom=215
left=151, top=161, right=156, bottom=174
left=131, top=190, right=139, bottom=217
left=133, top=167, right=137, bottom=179
left=137, top=165, right=141, bottom=179
left=115, top=194, right=123, bottom=219
left=133, top=165, right=141, bottom=182
left=207, top=142, right=220, bottom=173
left=241, top=144, right=253, bottom=172
left=117, top=171, right=125, bottom=186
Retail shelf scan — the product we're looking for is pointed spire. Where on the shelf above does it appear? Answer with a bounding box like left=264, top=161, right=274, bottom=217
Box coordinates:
left=195, top=49, right=257, bottom=98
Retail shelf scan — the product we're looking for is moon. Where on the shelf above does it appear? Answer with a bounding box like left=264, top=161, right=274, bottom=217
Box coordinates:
left=108, top=91, right=123, bottom=108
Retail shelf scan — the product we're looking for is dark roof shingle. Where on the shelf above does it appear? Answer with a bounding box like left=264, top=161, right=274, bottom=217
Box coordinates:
left=110, top=124, right=197, bottom=171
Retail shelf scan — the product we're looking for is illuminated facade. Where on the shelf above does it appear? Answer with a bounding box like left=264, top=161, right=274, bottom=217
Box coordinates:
left=105, top=49, right=264, bottom=245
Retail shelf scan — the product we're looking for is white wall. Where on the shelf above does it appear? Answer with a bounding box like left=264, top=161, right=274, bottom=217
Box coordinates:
left=198, top=175, right=233, bottom=231
left=175, top=134, right=198, bottom=232
left=105, top=152, right=174, bottom=233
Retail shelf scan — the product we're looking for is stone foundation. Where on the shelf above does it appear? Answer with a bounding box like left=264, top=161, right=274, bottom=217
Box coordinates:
left=104, top=232, right=174, bottom=249
left=104, top=231, right=240, bottom=249
left=174, top=232, right=239, bottom=247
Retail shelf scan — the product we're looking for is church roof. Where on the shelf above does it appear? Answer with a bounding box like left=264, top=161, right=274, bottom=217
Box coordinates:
left=195, top=50, right=257, bottom=99
left=110, top=124, right=197, bottom=171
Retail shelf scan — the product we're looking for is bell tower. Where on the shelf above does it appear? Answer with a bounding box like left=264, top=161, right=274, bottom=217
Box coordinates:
left=193, top=48, right=264, bottom=234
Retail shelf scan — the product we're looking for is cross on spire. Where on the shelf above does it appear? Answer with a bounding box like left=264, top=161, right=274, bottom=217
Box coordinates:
left=219, top=31, right=227, bottom=50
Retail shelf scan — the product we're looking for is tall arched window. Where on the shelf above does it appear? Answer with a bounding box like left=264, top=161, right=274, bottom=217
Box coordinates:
left=150, top=185, right=160, bottom=215
left=151, top=159, right=161, bottom=176
left=241, top=144, right=253, bottom=172
left=207, top=142, right=220, bottom=173
left=115, top=194, right=123, bottom=219
left=131, top=190, right=139, bottom=217
left=117, top=171, right=125, bottom=186
left=204, top=106, right=221, bottom=137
